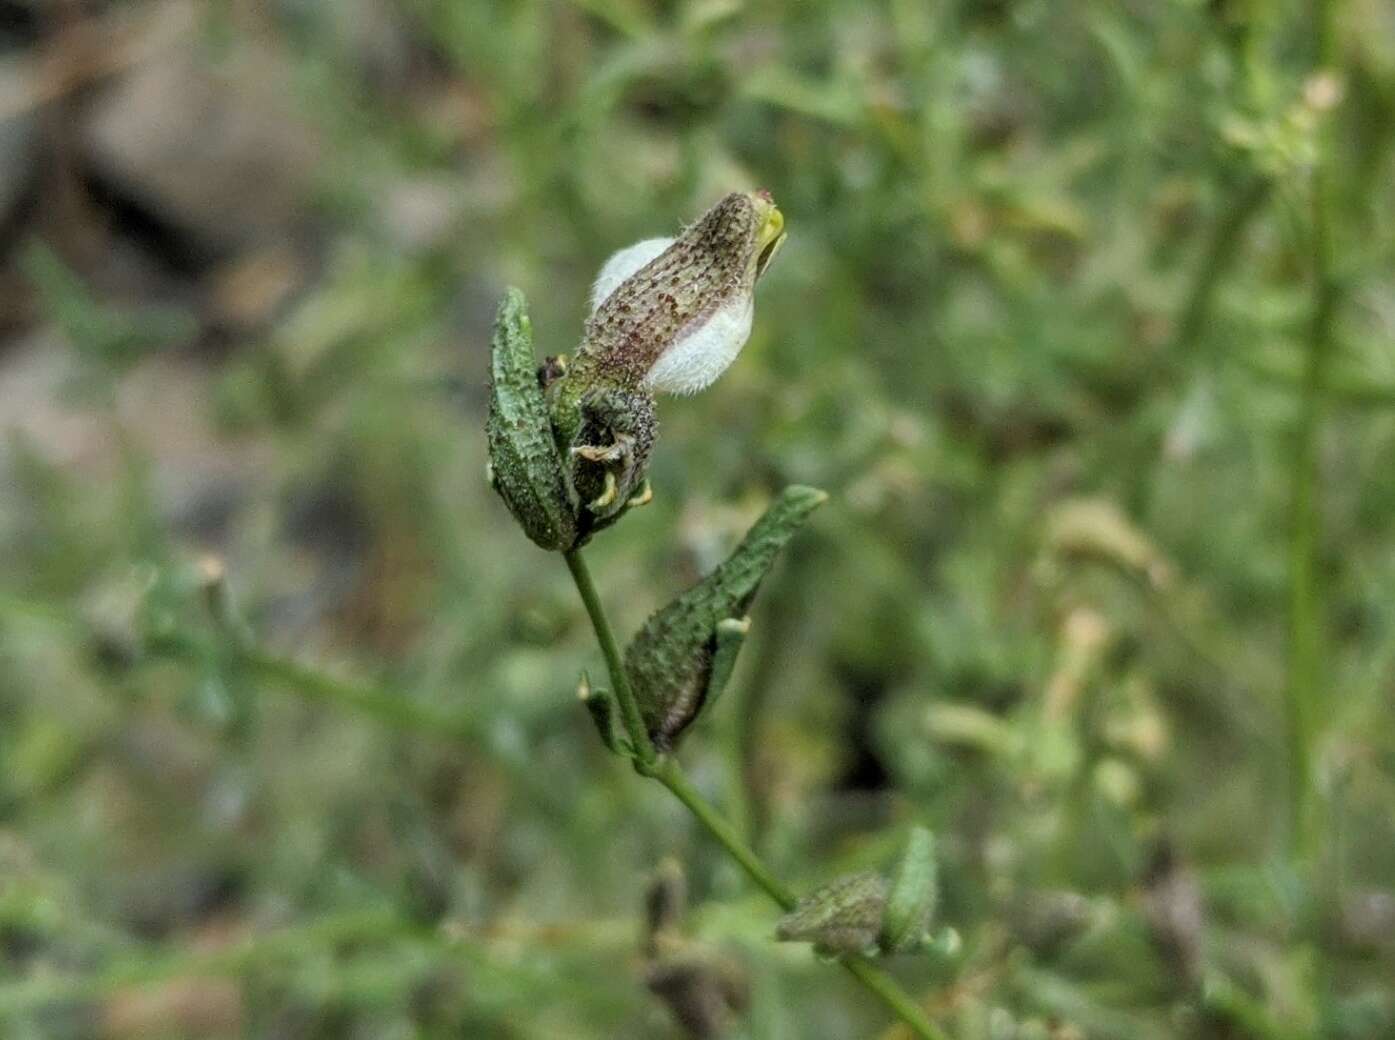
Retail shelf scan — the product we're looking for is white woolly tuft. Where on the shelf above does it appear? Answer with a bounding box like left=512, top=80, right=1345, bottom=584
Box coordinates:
left=643, top=295, right=754, bottom=396
left=589, top=238, right=675, bottom=313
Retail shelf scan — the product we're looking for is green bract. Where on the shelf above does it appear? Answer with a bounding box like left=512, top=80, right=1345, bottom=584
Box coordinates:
left=881, top=826, right=938, bottom=954
left=776, top=826, right=942, bottom=958
left=775, top=871, right=888, bottom=956
left=624, top=485, right=827, bottom=750
left=485, top=289, right=578, bottom=551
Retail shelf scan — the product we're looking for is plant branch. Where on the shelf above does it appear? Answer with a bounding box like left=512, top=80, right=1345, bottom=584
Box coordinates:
left=0, top=908, right=406, bottom=1017
left=563, top=548, right=657, bottom=768
left=1286, top=175, right=1338, bottom=860
left=1130, top=171, right=1270, bottom=516
left=1170, top=173, right=1272, bottom=364
left=842, top=956, right=950, bottom=1040
left=240, top=646, right=477, bottom=741
left=0, top=907, right=636, bottom=1020
left=562, top=548, right=949, bottom=1040
left=1232, top=351, right=1395, bottom=410
left=655, top=757, right=796, bottom=909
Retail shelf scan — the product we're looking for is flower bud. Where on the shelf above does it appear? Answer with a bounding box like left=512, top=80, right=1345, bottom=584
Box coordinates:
left=489, top=193, right=786, bottom=549
left=624, top=485, right=826, bottom=750
left=777, top=826, right=943, bottom=959
left=1012, top=890, right=1093, bottom=955
left=644, top=957, right=748, bottom=1039
left=637, top=857, right=748, bottom=1039
left=775, top=871, right=888, bottom=956
left=583, top=191, right=786, bottom=396
left=643, top=857, right=689, bottom=956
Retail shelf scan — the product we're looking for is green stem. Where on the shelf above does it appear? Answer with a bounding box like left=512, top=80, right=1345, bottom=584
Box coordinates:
left=234, top=645, right=559, bottom=812
left=1170, top=174, right=1271, bottom=363
left=563, top=548, right=657, bottom=768
left=562, top=548, right=949, bottom=1040
left=1286, top=190, right=1337, bottom=861
left=655, top=758, right=796, bottom=909
left=0, top=909, right=405, bottom=1017
left=1233, top=352, right=1395, bottom=410
left=841, top=956, right=950, bottom=1040
left=0, top=908, right=634, bottom=1020
left=1286, top=0, right=1341, bottom=863
left=1131, top=172, right=1270, bottom=516
left=241, top=647, right=476, bottom=741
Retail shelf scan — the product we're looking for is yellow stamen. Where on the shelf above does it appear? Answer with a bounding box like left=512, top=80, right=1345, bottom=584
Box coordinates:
left=590, top=471, right=618, bottom=510
left=752, top=195, right=786, bottom=279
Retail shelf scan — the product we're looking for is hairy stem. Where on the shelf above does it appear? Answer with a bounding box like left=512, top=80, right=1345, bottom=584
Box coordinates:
left=656, top=757, right=796, bottom=909
left=564, top=548, right=657, bottom=768
left=563, top=548, right=949, bottom=1040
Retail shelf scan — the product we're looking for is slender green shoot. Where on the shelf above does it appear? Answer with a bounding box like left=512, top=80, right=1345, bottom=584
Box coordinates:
left=562, top=547, right=950, bottom=1040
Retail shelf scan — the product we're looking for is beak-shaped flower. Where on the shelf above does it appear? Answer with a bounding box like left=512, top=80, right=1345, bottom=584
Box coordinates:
left=583, top=190, right=786, bottom=395
left=489, top=192, right=787, bottom=549
left=535, top=191, right=787, bottom=543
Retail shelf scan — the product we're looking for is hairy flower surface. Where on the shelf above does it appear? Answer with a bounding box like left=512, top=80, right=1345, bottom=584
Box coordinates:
left=488, top=193, right=786, bottom=549
left=539, top=190, right=787, bottom=542
left=775, top=871, right=888, bottom=956
left=581, top=190, right=785, bottom=395
left=774, top=827, right=941, bottom=959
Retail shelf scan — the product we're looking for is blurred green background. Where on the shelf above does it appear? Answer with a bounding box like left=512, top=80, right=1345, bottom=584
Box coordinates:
left=2, top=0, right=1395, bottom=1037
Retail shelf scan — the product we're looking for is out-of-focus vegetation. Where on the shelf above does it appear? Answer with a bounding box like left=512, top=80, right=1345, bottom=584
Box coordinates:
left=2, top=0, right=1395, bottom=1037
